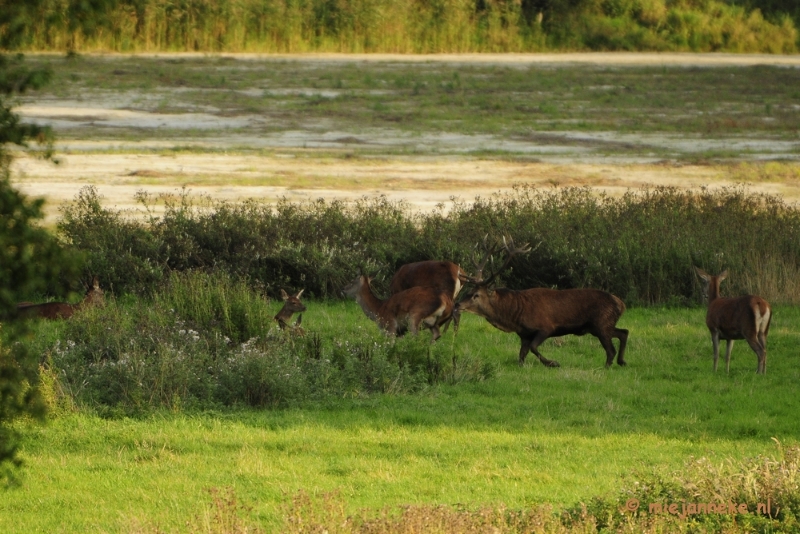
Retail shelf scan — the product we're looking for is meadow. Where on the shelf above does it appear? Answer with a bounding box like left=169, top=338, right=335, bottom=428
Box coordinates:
left=2, top=285, right=800, bottom=532
left=4, top=53, right=800, bottom=532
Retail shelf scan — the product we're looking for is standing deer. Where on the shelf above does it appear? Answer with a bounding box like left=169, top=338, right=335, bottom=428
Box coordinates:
left=17, top=277, right=105, bottom=320
left=456, top=238, right=628, bottom=368
left=389, top=260, right=466, bottom=332
left=274, top=289, right=306, bottom=335
left=342, top=273, right=454, bottom=341
left=694, top=267, right=771, bottom=374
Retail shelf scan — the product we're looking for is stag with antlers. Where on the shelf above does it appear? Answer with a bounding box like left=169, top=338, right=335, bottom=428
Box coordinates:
left=456, top=237, right=628, bottom=368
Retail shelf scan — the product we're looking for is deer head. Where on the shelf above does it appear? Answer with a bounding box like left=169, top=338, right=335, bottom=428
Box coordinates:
left=84, top=276, right=105, bottom=307
left=457, top=236, right=532, bottom=314
left=275, top=289, right=307, bottom=331
left=694, top=266, right=728, bottom=302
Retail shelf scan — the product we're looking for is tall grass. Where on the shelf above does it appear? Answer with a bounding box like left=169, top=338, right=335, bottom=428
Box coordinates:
left=32, top=270, right=490, bottom=414
left=58, top=185, right=800, bottom=306
left=8, top=0, right=797, bottom=53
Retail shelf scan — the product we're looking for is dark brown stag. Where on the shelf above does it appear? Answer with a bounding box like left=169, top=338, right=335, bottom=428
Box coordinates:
left=342, top=273, right=454, bottom=341
left=456, top=238, right=628, bottom=368
left=388, top=260, right=466, bottom=332
left=17, top=277, right=105, bottom=320
left=274, top=289, right=307, bottom=335
left=694, top=267, right=771, bottom=374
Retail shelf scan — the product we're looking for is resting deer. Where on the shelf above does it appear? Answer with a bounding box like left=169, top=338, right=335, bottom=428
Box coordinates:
left=342, top=273, right=454, bottom=342
left=694, top=267, right=771, bottom=374
left=17, top=277, right=105, bottom=320
left=274, top=289, right=306, bottom=335
left=456, top=237, right=628, bottom=368
left=389, top=260, right=467, bottom=332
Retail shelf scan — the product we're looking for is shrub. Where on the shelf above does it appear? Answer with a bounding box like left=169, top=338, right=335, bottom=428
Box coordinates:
left=60, top=185, right=800, bottom=307
left=38, top=271, right=489, bottom=413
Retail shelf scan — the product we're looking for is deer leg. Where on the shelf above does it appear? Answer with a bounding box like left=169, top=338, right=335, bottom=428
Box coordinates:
left=613, top=328, right=629, bottom=366
left=724, top=339, right=734, bottom=374
left=430, top=325, right=441, bottom=343
left=597, top=334, right=618, bottom=369
left=529, top=332, right=560, bottom=368
left=711, top=331, right=720, bottom=372
left=452, top=309, right=461, bottom=333
left=518, top=337, right=532, bottom=365
left=745, top=337, right=766, bottom=374
left=409, top=319, right=420, bottom=336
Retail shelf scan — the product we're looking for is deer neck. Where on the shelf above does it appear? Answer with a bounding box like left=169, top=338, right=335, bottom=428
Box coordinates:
left=707, top=279, right=722, bottom=304
left=274, top=308, right=294, bottom=324
left=354, top=285, right=384, bottom=323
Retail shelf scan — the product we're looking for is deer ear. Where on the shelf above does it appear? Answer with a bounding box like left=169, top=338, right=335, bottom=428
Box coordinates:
left=92, top=276, right=100, bottom=289
left=693, top=266, right=709, bottom=281
left=718, top=269, right=728, bottom=281
left=280, top=289, right=289, bottom=300
left=295, top=289, right=304, bottom=299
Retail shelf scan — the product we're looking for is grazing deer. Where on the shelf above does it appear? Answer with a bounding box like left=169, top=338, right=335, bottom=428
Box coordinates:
left=456, top=237, right=628, bottom=368
left=389, top=260, right=466, bottom=332
left=17, top=277, right=105, bottom=320
left=342, top=274, right=454, bottom=341
left=694, top=267, right=771, bottom=374
left=274, top=289, right=306, bottom=335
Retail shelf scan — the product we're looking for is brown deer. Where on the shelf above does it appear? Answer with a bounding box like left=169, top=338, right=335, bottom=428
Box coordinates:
left=456, top=238, right=628, bottom=368
left=388, top=260, right=466, bottom=332
left=694, top=267, right=771, bottom=374
left=17, top=277, right=105, bottom=320
left=342, top=273, right=454, bottom=341
left=274, top=289, right=306, bottom=335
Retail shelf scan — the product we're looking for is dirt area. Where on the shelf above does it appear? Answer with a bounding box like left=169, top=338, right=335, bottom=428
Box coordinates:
left=10, top=53, right=800, bottom=221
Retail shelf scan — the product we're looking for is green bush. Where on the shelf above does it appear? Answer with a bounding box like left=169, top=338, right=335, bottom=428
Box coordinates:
left=59, top=185, right=800, bottom=307
left=38, top=271, right=489, bottom=413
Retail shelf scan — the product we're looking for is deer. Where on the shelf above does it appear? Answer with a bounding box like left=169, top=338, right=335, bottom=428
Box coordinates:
left=342, top=273, right=454, bottom=341
left=16, top=277, right=105, bottom=320
left=693, top=267, right=771, bottom=374
left=456, top=237, right=628, bottom=368
left=388, top=260, right=467, bottom=332
left=274, top=289, right=306, bottom=335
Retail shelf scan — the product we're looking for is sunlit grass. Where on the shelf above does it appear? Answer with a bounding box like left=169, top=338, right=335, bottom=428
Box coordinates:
left=2, top=305, right=799, bottom=532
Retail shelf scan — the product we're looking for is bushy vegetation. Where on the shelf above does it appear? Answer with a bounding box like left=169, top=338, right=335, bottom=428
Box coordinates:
left=0, top=52, right=81, bottom=480
left=2, top=0, right=796, bottom=53
left=58, top=185, right=800, bottom=306
left=33, top=270, right=491, bottom=415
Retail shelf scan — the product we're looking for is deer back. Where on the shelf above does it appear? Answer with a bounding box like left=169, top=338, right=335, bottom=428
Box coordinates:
left=707, top=295, right=771, bottom=338
left=461, top=287, right=625, bottom=334
left=17, top=278, right=104, bottom=320
left=389, top=261, right=463, bottom=300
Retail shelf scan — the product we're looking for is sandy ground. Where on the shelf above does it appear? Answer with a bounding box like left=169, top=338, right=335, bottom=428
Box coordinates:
left=10, top=53, right=800, bottom=221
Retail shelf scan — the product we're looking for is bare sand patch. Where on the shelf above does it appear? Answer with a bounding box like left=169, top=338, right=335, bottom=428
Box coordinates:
left=13, top=152, right=797, bottom=224
left=11, top=53, right=800, bottom=223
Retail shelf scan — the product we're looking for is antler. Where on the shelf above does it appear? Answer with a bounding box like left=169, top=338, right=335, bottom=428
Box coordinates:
left=480, top=236, right=532, bottom=287
left=466, top=234, right=499, bottom=284
left=464, top=235, right=533, bottom=286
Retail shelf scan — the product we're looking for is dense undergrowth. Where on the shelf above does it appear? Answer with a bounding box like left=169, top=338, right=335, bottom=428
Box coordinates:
left=5, top=0, right=798, bottom=53
left=58, top=185, right=800, bottom=306
left=31, top=271, right=491, bottom=415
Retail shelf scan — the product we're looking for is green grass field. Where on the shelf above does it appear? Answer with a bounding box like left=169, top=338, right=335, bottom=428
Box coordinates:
left=3, top=303, right=798, bottom=532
